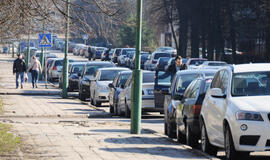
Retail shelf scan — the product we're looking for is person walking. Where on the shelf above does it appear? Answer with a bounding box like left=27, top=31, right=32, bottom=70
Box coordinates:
left=104, top=48, right=111, bottom=61
left=13, top=54, right=26, bottom=89
left=28, top=56, right=42, bottom=88
left=88, top=46, right=93, bottom=61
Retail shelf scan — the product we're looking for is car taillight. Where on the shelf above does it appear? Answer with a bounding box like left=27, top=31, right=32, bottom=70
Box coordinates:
left=53, top=66, right=57, bottom=70
left=192, top=105, right=202, bottom=115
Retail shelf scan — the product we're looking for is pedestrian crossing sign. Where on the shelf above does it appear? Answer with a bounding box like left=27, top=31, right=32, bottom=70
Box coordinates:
left=39, top=34, right=52, bottom=47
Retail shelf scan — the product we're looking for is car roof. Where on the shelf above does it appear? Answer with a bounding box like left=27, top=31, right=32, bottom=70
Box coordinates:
left=231, top=63, right=270, bottom=73
left=176, top=69, right=216, bottom=75
left=70, top=62, right=87, bottom=65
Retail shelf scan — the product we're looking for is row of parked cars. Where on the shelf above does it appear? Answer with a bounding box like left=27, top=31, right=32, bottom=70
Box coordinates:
left=52, top=43, right=270, bottom=159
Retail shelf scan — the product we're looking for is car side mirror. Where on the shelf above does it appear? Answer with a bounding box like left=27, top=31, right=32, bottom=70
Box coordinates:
left=77, top=73, right=82, bottom=77
left=210, top=88, right=226, bottom=98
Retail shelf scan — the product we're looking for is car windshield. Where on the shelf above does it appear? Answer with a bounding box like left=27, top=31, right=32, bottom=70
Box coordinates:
left=115, top=49, right=121, bottom=56
left=85, top=65, right=113, bottom=76
left=71, top=65, right=84, bottom=74
left=99, top=70, right=123, bottom=81
left=117, top=73, right=132, bottom=87
left=190, top=60, right=207, bottom=65
left=231, top=72, right=270, bottom=96
left=141, top=54, right=150, bottom=60
left=176, top=74, right=200, bottom=94
left=154, top=53, right=171, bottom=59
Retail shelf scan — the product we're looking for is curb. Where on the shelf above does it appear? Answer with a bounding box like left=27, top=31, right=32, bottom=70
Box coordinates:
left=0, top=92, right=61, bottom=96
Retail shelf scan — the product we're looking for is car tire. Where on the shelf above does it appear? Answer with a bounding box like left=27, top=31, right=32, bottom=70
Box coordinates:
left=167, top=122, right=176, bottom=138
left=113, top=102, right=118, bottom=116
left=93, top=92, right=101, bottom=107
left=201, top=121, right=217, bottom=156
left=79, top=90, right=86, bottom=101
left=125, top=101, right=131, bottom=118
left=224, top=125, right=249, bottom=160
left=186, top=124, right=198, bottom=147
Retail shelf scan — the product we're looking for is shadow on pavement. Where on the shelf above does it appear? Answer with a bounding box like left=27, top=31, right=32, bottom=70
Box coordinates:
left=217, top=154, right=270, bottom=160
left=103, top=137, right=176, bottom=145
left=49, top=101, right=86, bottom=105
left=90, top=129, right=130, bottom=133
left=100, top=147, right=203, bottom=159
left=119, top=119, right=163, bottom=124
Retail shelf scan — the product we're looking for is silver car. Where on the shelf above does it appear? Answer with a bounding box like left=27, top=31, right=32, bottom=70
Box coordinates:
left=47, top=58, right=74, bottom=82
left=90, top=67, right=130, bottom=106
left=118, top=71, right=158, bottom=117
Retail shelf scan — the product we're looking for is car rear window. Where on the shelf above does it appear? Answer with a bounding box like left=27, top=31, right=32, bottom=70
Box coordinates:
left=143, top=73, right=155, bottom=83
left=208, top=62, right=227, bottom=66
left=99, top=70, right=124, bottom=81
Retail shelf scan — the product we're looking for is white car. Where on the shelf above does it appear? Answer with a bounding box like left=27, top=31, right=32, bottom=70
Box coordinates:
left=117, top=71, right=157, bottom=117
left=90, top=67, right=130, bottom=107
left=200, top=63, right=270, bottom=160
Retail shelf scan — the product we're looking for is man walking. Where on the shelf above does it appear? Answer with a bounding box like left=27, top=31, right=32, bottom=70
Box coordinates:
left=13, top=54, right=26, bottom=89
left=88, top=46, right=93, bottom=61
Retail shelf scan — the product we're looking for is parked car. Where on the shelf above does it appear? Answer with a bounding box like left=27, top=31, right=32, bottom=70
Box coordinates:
left=175, top=76, right=213, bottom=147
left=200, top=64, right=270, bottom=159
left=101, top=48, right=114, bottom=61
left=23, top=47, right=37, bottom=59
left=90, top=67, right=130, bottom=106
left=78, top=61, right=115, bottom=101
left=117, top=48, right=135, bottom=66
left=59, top=62, right=87, bottom=91
left=124, top=50, right=135, bottom=68
left=130, top=52, right=150, bottom=69
left=92, top=47, right=107, bottom=59
left=144, top=52, right=173, bottom=71
left=155, top=57, right=171, bottom=71
left=108, top=71, right=132, bottom=115
left=47, top=58, right=75, bottom=82
left=73, top=44, right=85, bottom=56
left=118, top=71, right=158, bottom=118
left=186, top=58, right=207, bottom=69
left=163, top=69, right=216, bottom=139
left=79, top=45, right=88, bottom=56
left=111, top=48, right=123, bottom=63
left=198, top=61, right=228, bottom=70
left=156, top=46, right=177, bottom=55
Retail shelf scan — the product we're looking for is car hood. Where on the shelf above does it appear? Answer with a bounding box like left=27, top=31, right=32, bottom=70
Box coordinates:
left=231, top=96, right=270, bottom=112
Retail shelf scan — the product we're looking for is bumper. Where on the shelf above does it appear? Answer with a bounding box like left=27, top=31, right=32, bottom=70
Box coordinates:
left=230, top=120, right=270, bottom=151
left=51, top=71, right=60, bottom=79
left=95, top=91, right=109, bottom=102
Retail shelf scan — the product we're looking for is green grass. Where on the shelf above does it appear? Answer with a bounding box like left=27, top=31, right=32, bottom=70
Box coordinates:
left=0, top=98, right=21, bottom=154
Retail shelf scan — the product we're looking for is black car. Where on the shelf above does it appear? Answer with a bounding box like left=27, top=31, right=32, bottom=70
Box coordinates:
left=108, top=71, right=132, bottom=115
left=176, top=76, right=213, bottom=147
left=59, top=62, right=87, bottom=91
left=163, top=69, right=216, bottom=139
left=78, top=62, right=115, bottom=101
left=130, top=52, right=149, bottom=69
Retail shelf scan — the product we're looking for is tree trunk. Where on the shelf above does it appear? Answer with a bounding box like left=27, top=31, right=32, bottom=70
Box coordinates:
left=177, top=0, right=188, bottom=57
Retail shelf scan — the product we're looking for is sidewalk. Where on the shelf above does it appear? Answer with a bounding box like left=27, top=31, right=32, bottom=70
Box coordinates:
left=0, top=54, right=218, bottom=160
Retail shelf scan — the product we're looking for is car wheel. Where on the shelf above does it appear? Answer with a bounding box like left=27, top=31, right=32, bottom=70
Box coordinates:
left=186, top=124, right=198, bottom=147
left=167, top=122, right=176, bottom=138
left=201, top=121, right=217, bottom=156
left=125, top=101, right=131, bottom=118
left=164, top=121, right=168, bottom=135
left=93, top=92, right=101, bottom=107
left=176, top=123, right=186, bottom=144
left=224, top=125, right=249, bottom=160
left=79, top=89, right=86, bottom=101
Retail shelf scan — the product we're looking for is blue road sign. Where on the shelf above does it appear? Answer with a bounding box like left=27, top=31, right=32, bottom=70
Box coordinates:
left=39, top=34, right=52, bottom=47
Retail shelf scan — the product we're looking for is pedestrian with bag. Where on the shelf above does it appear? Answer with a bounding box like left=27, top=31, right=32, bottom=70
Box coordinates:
left=13, top=54, right=26, bottom=89
left=28, top=56, right=42, bottom=88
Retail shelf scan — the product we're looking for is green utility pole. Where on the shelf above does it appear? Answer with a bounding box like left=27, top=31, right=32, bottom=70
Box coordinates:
left=26, top=31, right=31, bottom=69
left=62, top=0, right=70, bottom=98
left=130, top=0, right=143, bottom=134
left=39, top=23, right=45, bottom=80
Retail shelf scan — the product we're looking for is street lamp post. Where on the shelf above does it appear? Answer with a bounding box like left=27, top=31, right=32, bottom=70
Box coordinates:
left=62, top=0, right=70, bottom=98
left=26, top=30, right=31, bottom=69
left=39, top=23, right=45, bottom=80
left=130, top=0, right=143, bottom=134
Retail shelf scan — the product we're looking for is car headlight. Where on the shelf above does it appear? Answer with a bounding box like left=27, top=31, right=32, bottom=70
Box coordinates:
left=236, top=111, right=264, bottom=121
